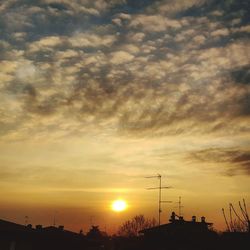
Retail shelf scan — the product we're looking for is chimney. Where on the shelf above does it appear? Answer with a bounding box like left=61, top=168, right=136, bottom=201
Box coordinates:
left=201, top=216, right=206, bottom=223
left=170, top=211, right=176, bottom=222
left=192, top=216, right=196, bottom=222
left=58, top=225, right=64, bottom=231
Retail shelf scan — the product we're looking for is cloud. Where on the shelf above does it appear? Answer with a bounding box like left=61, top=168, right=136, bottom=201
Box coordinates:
left=189, top=148, right=250, bottom=175
left=127, top=32, right=145, bottom=43
left=0, top=0, right=249, bottom=143
left=120, top=44, right=140, bottom=54
left=42, top=0, right=100, bottom=16
left=12, top=32, right=27, bottom=41
left=210, top=10, right=224, bottom=17
left=28, top=36, right=63, bottom=52
left=0, top=0, right=17, bottom=13
left=0, top=1, right=250, bottom=225
left=2, top=3, right=250, bottom=239
left=211, top=28, right=230, bottom=37
left=110, top=51, right=135, bottom=64
left=42, top=0, right=128, bottom=16
left=15, top=61, right=41, bottom=82
left=129, top=14, right=181, bottom=32
left=3, top=10, right=33, bottom=31
left=112, top=13, right=131, bottom=27
left=232, top=25, right=250, bottom=34
left=118, top=13, right=131, bottom=20
left=192, top=35, right=206, bottom=45
left=112, top=18, right=122, bottom=26
left=69, top=33, right=117, bottom=48
left=146, top=0, right=208, bottom=15
left=27, top=33, right=117, bottom=53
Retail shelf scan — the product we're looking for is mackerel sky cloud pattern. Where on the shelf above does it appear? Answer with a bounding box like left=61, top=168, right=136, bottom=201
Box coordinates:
left=0, top=0, right=250, bottom=231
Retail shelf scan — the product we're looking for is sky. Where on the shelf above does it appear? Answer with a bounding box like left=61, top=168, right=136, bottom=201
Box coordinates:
left=0, top=0, right=250, bottom=233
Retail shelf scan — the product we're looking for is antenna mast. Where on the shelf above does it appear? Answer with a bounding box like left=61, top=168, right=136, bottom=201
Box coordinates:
left=145, top=174, right=172, bottom=225
left=53, top=211, right=58, bottom=227
left=24, top=216, right=29, bottom=226
left=178, top=196, right=184, bottom=217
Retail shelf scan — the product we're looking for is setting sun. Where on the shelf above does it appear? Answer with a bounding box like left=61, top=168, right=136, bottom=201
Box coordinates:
left=111, top=199, right=127, bottom=212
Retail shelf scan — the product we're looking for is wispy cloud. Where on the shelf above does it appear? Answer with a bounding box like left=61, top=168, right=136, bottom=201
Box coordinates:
left=189, top=148, right=250, bottom=175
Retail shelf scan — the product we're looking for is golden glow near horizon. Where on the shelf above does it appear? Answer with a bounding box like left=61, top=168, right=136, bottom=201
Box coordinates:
left=0, top=0, right=250, bottom=234
left=112, top=200, right=128, bottom=212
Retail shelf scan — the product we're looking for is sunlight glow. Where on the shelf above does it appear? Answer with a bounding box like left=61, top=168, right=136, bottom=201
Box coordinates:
left=111, top=199, right=127, bottom=212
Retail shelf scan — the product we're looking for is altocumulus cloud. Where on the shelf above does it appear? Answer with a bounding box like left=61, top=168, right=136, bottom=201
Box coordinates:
left=0, top=0, right=249, bottom=175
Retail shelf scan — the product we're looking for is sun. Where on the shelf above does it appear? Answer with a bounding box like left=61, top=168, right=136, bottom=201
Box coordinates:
left=111, top=199, right=127, bottom=212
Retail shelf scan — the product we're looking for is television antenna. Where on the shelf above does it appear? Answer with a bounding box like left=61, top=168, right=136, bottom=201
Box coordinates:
left=145, top=174, right=172, bottom=225
left=24, top=216, right=29, bottom=226
left=175, top=196, right=184, bottom=217
left=53, top=211, right=58, bottom=227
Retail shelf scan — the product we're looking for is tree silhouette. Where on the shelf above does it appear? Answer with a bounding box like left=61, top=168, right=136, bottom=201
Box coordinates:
left=222, top=198, right=250, bottom=232
left=117, top=215, right=156, bottom=237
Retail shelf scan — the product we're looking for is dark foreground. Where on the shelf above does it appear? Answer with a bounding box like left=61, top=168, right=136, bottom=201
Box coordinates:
left=0, top=218, right=249, bottom=250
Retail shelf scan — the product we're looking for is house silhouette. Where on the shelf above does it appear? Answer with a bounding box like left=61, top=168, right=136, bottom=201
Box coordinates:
left=0, top=218, right=108, bottom=250
left=139, top=212, right=217, bottom=250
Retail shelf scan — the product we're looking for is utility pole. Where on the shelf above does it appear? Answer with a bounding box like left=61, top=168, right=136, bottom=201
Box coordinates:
left=145, top=174, right=172, bottom=225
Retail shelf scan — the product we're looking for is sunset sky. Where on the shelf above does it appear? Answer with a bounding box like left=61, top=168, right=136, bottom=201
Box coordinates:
left=0, top=0, right=250, bottom=233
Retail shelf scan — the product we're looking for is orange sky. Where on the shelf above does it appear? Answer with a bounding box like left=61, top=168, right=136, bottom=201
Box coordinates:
left=0, top=0, right=250, bottom=234
left=0, top=136, right=249, bottom=233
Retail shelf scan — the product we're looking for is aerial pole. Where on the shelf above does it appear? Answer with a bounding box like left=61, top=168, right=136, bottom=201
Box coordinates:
left=24, top=216, right=29, bottom=226
left=177, top=196, right=183, bottom=217
left=53, top=211, right=58, bottom=227
left=53, top=213, right=56, bottom=226
left=145, top=174, right=172, bottom=225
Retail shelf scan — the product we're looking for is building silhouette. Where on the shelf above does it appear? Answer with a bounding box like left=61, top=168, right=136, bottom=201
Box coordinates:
left=139, top=212, right=217, bottom=250
left=1, top=215, right=249, bottom=250
left=0, top=218, right=109, bottom=250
